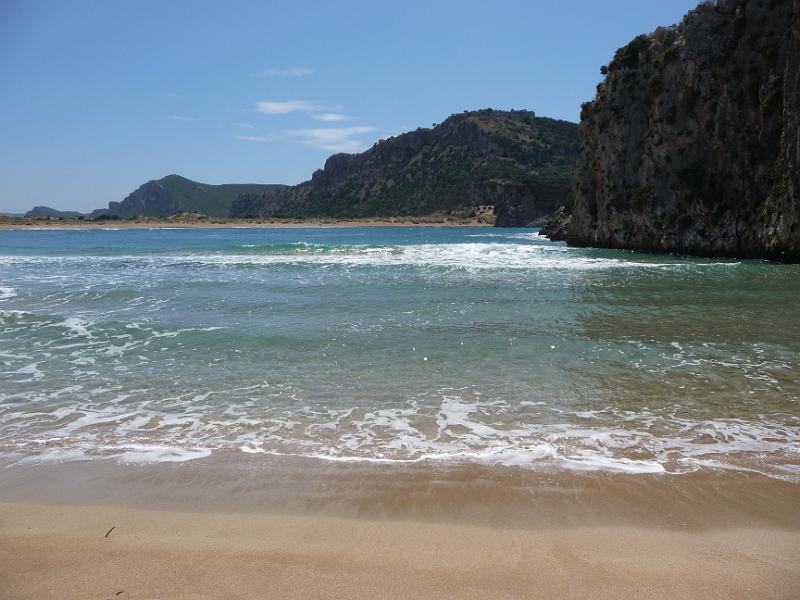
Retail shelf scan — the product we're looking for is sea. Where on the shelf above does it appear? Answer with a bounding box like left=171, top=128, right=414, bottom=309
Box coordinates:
left=0, top=226, right=798, bottom=480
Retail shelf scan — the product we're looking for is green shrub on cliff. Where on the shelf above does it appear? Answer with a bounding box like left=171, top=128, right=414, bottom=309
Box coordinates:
left=609, top=34, right=651, bottom=71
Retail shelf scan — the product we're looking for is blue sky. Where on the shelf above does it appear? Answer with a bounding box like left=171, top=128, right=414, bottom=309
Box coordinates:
left=0, top=0, right=699, bottom=213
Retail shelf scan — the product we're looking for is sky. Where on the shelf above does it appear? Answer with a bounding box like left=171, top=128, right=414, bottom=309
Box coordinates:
left=0, top=0, right=700, bottom=214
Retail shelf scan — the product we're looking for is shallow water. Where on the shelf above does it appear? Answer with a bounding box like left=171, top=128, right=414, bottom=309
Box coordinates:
left=0, top=227, right=798, bottom=479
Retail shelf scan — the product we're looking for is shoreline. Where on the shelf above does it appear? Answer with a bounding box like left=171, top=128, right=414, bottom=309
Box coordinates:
left=1, top=457, right=799, bottom=599
left=0, top=216, right=497, bottom=230
left=2, top=454, right=799, bottom=528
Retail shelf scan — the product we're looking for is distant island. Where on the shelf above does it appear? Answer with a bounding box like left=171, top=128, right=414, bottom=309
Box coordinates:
left=25, top=109, right=579, bottom=228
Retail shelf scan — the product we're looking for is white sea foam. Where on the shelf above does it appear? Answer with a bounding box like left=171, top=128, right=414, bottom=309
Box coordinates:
left=56, top=317, right=94, bottom=338
left=17, top=447, right=88, bottom=463
left=0, top=244, right=740, bottom=272
left=0, top=287, right=16, bottom=301
left=4, top=389, right=795, bottom=479
left=8, top=362, right=45, bottom=381
left=114, top=444, right=212, bottom=463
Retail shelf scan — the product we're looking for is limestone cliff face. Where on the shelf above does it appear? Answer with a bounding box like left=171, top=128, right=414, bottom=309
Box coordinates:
left=231, top=110, right=579, bottom=226
left=547, top=0, right=799, bottom=260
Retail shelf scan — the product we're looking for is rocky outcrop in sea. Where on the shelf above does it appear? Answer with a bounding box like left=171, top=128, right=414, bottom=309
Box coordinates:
left=544, top=0, right=799, bottom=260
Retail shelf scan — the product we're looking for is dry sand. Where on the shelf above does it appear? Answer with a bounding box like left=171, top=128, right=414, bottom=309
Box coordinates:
left=0, top=458, right=798, bottom=599
left=2, top=502, right=799, bottom=600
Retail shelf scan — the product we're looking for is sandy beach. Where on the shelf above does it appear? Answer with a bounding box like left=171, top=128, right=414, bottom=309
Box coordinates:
left=1, top=457, right=799, bottom=599
left=0, top=215, right=494, bottom=230
left=3, top=502, right=799, bottom=600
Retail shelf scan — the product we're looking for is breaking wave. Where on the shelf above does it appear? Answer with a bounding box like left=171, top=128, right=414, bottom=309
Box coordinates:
left=1, top=385, right=798, bottom=479
left=0, top=228, right=796, bottom=479
left=0, top=242, right=741, bottom=272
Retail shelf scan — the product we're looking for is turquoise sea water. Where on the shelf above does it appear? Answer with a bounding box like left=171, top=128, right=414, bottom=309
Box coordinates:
left=0, top=227, right=798, bottom=478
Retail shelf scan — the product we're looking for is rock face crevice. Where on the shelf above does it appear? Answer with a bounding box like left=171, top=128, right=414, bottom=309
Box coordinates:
left=546, top=0, right=799, bottom=260
left=231, top=110, right=579, bottom=226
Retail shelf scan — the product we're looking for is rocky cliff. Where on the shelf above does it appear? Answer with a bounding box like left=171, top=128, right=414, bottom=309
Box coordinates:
left=231, top=110, right=579, bottom=226
left=545, top=0, right=799, bottom=260
left=91, top=175, right=284, bottom=218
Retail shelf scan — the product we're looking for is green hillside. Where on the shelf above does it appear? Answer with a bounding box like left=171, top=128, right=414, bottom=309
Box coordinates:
left=231, top=110, right=579, bottom=226
left=92, top=175, right=285, bottom=218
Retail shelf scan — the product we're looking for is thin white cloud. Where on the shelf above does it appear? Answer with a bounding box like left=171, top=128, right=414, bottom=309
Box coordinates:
left=166, top=92, right=184, bottom=98
left=168, top=115, right=195, bottom=122
left=232, top=122, right=255, bottom=129
left=312, top=113, right=351, bottom=122
left=261, top=67, right=316, bottom=77
left=256, top=100, right=323, bottom=115
left=236, top=134, right=280, bottom=143
left=287, top=126, right=377, bottom=153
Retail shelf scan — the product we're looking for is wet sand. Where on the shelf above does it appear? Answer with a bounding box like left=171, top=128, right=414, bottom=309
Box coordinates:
left=1, top=456, right=799, bottom=599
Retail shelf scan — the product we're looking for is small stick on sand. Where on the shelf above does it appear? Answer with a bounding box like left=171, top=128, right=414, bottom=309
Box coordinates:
left=104, top=526, right=115, bottom=538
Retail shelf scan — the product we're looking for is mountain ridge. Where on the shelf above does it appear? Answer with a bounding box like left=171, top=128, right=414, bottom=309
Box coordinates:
left=231, top=110, right=579, bottom=226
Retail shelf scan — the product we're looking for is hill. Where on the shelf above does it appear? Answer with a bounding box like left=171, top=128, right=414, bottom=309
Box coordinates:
left=25, top=206, right=85, bottom=218
left=231, top=110, right=579, bottom=226
left=91, top=175, right=286, bottom=218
